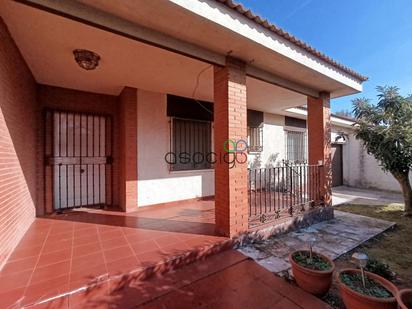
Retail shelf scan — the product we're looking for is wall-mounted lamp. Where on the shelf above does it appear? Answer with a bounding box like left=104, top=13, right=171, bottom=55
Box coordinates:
left=334, top=132, right=348, bottom=143
left=73, top=49, right=100, bottom=70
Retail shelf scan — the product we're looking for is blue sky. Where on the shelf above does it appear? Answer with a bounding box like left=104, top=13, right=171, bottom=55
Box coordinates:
left=238, top=0, right=412, bottom=113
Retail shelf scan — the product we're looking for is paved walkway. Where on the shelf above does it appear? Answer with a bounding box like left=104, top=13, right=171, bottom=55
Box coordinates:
left=238, top=210, right=395, bottom=275
left=332, top=185, right=402, bottom=206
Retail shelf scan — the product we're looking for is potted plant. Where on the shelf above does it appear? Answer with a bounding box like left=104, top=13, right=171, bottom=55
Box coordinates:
left=396, top=289, right=412, bottom=309
left=289, top=238, right=335, bottom=296
left=337, top=253, right=398, bottom=309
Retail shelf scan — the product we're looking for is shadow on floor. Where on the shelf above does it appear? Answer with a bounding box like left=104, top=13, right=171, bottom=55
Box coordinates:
left=44, top=205, right=216, bottom=236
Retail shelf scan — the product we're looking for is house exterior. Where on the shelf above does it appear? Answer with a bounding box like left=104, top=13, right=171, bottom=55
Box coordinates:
left=0, top=0, right=367, bottom=273
left=282, top=107, right=412, bottom=192
left=245, top=108, right=355, bottom=187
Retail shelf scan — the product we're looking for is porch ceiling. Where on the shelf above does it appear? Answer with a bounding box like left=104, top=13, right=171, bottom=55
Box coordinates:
left=72, top=0, right=365, bottom=96
left=0, top=0, right=306, bottom=113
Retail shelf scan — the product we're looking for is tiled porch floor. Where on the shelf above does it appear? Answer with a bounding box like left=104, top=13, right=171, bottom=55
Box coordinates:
left=0, top=199, right=229, bottom=308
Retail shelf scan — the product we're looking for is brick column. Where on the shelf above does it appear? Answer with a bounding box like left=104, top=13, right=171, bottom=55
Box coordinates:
left=307, top=92, right=332, bottom=206
left=214, top=57, right=248, bottom=237
left=119, top=87, right=138, bottom=211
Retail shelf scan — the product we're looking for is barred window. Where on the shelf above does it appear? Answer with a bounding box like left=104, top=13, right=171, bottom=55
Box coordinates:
left=285, top=130, right=307, bottom=163
left=170, top=118, right=212, bottom=171
left=248, top=125, right=263, bottom=152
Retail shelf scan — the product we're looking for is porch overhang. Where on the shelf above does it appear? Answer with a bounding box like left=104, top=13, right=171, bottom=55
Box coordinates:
left=11, top=0, right=365, bottom=100
left=0, top=1, right=300, bottom=114
left=283, top=107, right=356, bottom=128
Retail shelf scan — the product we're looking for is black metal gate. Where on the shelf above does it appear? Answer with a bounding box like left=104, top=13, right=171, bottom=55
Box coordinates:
left=45, top=110, right=113, bottom=211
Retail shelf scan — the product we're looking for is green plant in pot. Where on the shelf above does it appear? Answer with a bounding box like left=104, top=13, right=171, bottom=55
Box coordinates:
left=337, top=253, right=398, bottom=309
left=289, top=237, right=335, bottom=296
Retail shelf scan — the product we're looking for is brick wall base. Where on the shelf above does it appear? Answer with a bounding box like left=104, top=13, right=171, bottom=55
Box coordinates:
left=0, top=18, right=37, bottom=269
left=246, top=207, right=334, bottom=240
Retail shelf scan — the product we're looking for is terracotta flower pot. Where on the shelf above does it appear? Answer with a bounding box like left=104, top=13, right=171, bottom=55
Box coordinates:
left=396, top=289, right=412, bottom=309
left=337, top=269, right=398, bottom=309
left=289, top=250, right=335, bottom=296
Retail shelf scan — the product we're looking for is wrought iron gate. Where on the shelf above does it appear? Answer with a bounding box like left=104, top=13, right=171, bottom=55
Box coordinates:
left=45, top=110, right=113, bottom=211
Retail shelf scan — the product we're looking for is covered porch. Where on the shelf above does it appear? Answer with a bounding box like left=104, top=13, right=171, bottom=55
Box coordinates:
left=0, top=0, right=343, bottom=233
left=0, top=0, right=366, bottom=306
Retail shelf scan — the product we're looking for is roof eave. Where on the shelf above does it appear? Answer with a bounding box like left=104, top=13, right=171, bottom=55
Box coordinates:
left=213, top=0, right=368, bottom=83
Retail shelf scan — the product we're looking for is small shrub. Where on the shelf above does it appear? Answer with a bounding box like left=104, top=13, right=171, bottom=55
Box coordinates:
left=365, top=258, right=394, bottom=280
left=292, top=251, right=331, bottom=271
left=340, top=272, right=393, bottom=298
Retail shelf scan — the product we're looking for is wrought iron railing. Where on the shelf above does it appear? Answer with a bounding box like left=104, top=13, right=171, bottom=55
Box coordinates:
left=248, top=163, right=322, bottom=228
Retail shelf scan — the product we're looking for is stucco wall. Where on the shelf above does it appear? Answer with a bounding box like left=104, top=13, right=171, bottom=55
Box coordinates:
left=136, top=97, right=410, bottom=205
left=137, top=90, right=214, bottom=206
left=248, top=113, right=286, bottom=168
left=343, top=132, right=412, bottom=192
left=137, top=104, right=287, bottom=206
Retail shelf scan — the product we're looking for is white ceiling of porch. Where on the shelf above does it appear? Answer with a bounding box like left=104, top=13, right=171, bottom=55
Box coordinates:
left=0, top=1, right=306, bottom=114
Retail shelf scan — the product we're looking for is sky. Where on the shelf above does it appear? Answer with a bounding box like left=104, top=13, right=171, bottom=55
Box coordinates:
left=237, top=0, right=412, bottom=113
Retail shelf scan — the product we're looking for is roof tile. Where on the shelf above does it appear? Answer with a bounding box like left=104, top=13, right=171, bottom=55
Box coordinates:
left=213, top=0, right=368, bottom=81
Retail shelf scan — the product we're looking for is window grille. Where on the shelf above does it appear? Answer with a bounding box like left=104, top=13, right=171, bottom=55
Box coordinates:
left=170, top=118, right=212, bottom=171
left=248, top=126, right=263, bottom=152
left=285, top=130, right=307, bottom=163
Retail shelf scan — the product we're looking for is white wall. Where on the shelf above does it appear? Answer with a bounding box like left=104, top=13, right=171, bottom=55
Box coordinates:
left=137, top=90, right=214, bottom=206
left=137, top=92, right=408, bottom=207
left=342, top=131, right=412, bottom=192
left=248, top=113, right=286, bottom=168
left=137, top=101, right=287, bottom=206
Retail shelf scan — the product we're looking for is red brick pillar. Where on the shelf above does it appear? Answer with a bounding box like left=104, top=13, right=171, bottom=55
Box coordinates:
left=307, top=92, right=332, bottom=206
left=119, top=87, right=138, bottom=212
left=214, top=57, right=248, bottom=237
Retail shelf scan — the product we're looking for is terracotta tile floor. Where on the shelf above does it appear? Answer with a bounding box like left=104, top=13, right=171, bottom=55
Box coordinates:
left=0, top=200, right=231, bottom=308
left=37, top=250, right=330, bottom=309
left=135, top=253, right=331, bottom=309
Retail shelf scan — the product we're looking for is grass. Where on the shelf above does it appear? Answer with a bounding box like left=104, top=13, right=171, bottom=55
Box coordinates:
left=336, top=203, right=412, bottom=288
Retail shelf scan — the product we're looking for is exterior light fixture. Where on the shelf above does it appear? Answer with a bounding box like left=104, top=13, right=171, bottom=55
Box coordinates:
left=73, top=49, right=100, bottom=70
left=351, top=252, right=369, bottom=287
left=335, top=132, right=348, bottom=143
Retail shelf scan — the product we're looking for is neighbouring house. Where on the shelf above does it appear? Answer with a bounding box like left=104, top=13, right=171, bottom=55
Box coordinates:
left=280, top=107, right=412, bottom=192
left=0, top=0, right=368, bottom=279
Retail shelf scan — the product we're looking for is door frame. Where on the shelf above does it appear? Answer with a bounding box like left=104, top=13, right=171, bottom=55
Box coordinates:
left=44, top=108, right=114, bottom=212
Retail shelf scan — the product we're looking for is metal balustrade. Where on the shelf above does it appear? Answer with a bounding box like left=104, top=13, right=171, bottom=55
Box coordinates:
left=248, top=163, right=322, bottom=228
